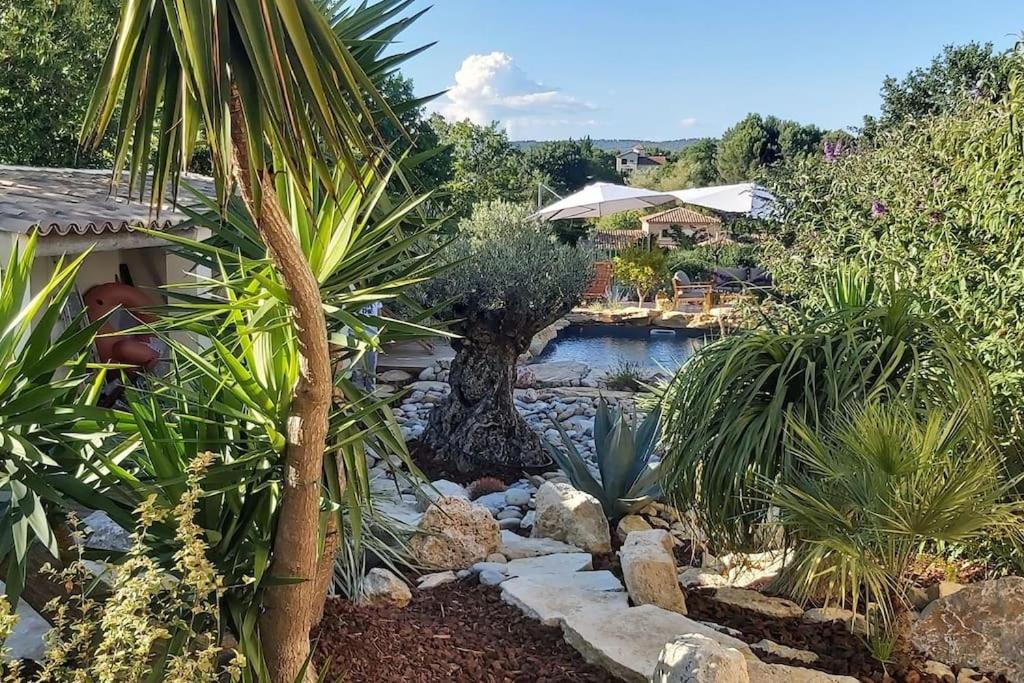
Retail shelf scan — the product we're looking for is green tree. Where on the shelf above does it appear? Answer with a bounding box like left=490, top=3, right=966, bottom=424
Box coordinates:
left=0, top=0, right=119, bottom=166
left=419, top=202, right=594, bottom=473
left=524, top=137, right=620, bottom=194
left=81, top=1, right=418, bottom=679
left=594, top=209, right=645, bottom=231
left=430, top=116, right=531, bottom=217
left=717, top=114, right=823, bottom=182
left=612, top=246, right=667, bottom=305
left=632, top=138, right=720, bottom=191
left=871, top=41, right=1012, bottom=131
left=378, top=74, right=452, bottom=194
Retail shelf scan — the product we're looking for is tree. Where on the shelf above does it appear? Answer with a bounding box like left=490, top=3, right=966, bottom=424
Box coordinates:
left=594, top=209, right=645, bottom=231
left=420, top=202, right=594, bottom=474
left=523, top=138, right=619, bottom=194
left=872, top=42, right=1012, bottom=131
left=81, top=2, right=414, bottom=680
left=430, top=116, right=531, bottom=217
left=378, top=74, right=452, bottom=194
left=612, top=246, right=667, bottom=305
left=0, top=0, right=119, bottom=167
left=717, top=114, right=823, bottom=182
left=631, top=138, right=720, bottom=191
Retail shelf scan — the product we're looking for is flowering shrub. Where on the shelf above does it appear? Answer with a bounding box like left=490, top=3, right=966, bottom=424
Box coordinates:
left=0, top=453, right=243, bottom=682
left=762, top=50, right=1024, bottom=410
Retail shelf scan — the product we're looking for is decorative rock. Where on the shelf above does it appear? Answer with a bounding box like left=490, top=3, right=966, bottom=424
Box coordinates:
left=357, top=568, right=411, bottom=608
left=416, top=479, right=469, bottom=511
left=803, top=607, right=868, bottom=635
left=504, top=488, right=531, bottom=507
left=519, top=510, right=536, bottom=529
left=84, top=510, right=132, bottom=552
left=653, top=633, right=750, bottom=683
left=479, top=569, right=508, bottom=587
left=710, top=587, right=804, bottom=619
left=485, top=553, right=507, bottom=564
left=407, top=380, right=448, bottom=393
left=472, top=491, right=508, bottom=512
left=908, top=585, right=932, bottom=611
left=911, top=576, right=1024, bottom=681
left=416, top=571, right=457, bottom=590
left=719, top=550, right=787, bottom=588
left=531, top=482, right=611, bottom=554
left=470, top=561, right=507, bottom=575
left=499, top=530, right=580, bottom=559
left=678, top=567, right=729, bottom=588
left=496, top=508, right=523, bottom=520
left=752, top=639, right=819, bottom=664
left=498, top=519, right=522, bottom=530
left=561, top=604, right=755, bottom=682
left=926, top=580, right=965, bottom=602
left=500, top=578, right=628, bottom=627
left=616, top=514, right=653, bottom=542
left=378, top=369, right=412, bottom=383
left=620, top=542, right=687, bottom=614
left=505, top=552, right=593, bottom=578
left=623, top=528, right=675, bottom=555
left=922, top=660, right=955, bottom=680
left=408, top=497, right=500, bottom=570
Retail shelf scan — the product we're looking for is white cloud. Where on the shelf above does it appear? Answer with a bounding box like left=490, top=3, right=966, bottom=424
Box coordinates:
left=438, top=52, right=595, bottom=135
left=680, top=117, right=699, bottom=129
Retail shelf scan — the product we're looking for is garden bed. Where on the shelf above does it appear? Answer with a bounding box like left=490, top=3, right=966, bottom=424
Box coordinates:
left=314, top=582, right=615, bottom=682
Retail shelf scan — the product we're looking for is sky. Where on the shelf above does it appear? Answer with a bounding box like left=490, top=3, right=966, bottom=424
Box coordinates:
left=395, top=0, right=1024, bottom=141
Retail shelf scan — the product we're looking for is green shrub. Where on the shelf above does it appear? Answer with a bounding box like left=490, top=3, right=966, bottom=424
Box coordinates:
left=544, top=399, right=662, bottom=519
left=665, top=244, right=760, bottom=281
left=604, top=359, right=646, bottom=391
left=773, top=401, right=1020, bottom=660
left=762, top=49, right=1024, bottom=408
left=660, top=271, right=990, bottom=550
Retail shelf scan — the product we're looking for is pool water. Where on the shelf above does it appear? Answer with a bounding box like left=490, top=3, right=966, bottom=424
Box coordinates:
left=533, top=325, right=712, bottom=373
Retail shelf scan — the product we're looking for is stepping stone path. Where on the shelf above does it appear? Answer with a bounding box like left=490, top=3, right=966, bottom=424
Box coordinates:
left=488, top=532, right=855, bottom=682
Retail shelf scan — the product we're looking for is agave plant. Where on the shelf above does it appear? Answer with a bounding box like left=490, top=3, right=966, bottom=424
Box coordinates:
left=773, top=400, right=1021, bottom=660
left=544, top=399, right=662, bottom=519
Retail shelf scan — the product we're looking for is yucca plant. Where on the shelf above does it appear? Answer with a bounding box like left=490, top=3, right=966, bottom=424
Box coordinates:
left=773, top=400, right=1021, bottom=661
left=0, top=234, right=124, bottom=607
left=661, top=271, right=987, bottom=550
left=544, top=399, right=662, bottom=519
left=80, top=1, right=436, bottom=677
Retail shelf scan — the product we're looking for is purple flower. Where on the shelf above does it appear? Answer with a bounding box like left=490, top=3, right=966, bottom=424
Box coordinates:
left=871, top=200, right=888, bottom=218
left=823, top=139, right=846, bottom=163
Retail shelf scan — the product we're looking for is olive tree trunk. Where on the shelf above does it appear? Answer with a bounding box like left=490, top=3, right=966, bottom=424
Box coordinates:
left=423, top=320, right=546, bottom=475
left=230, top=93, right=332, bottom=683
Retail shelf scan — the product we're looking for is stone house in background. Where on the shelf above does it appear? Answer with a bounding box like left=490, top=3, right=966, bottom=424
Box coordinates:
left=615, top=146, right=667, bottom=176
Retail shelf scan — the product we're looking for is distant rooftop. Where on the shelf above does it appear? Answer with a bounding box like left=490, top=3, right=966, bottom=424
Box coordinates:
left=0, top=166, right=216, bottom=237
left=642, top=206, right=720, bottom=225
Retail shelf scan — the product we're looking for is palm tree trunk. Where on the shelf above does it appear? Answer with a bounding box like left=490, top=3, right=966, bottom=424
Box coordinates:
left=230, top=91, right=332, bottom=683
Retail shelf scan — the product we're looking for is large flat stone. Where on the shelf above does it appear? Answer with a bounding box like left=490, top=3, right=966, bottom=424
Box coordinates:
left=528, top=360, right=591, bottom=386
left=711, top=587, right=804, bottom=619
left=501, top=576, right=628, bottom=626
left=560, top=604, right=755, bottom=682
left=499, top=530, right=580, bottom=559
left=505, top=552, right=592, bottom=577
left=0, top=580, right=49, bottom=661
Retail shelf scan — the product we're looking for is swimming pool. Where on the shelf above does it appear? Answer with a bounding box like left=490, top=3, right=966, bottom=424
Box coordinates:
left=532, top=324, right=712, bottom=373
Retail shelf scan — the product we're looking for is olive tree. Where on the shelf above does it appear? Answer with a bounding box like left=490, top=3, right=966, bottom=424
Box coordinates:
left=420, top=202, right=594, bottom=473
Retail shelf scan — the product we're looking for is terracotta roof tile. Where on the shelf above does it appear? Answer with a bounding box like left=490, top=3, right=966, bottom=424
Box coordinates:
left=642, top=206, right=720, bottom=225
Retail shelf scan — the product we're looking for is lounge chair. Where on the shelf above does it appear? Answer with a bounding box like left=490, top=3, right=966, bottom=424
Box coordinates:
left=672, top=271, right=713, bottom=309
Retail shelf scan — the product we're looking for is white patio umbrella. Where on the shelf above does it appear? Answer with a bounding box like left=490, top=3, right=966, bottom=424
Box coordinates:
left=669, top=182, right=776, bottom=219
left=531, top=182, right=678, bottom=222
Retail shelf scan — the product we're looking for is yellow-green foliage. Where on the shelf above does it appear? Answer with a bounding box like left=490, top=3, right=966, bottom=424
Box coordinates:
left=612, top=246, right=667, bottom=304
left=0, top=453, right=243, bottom=682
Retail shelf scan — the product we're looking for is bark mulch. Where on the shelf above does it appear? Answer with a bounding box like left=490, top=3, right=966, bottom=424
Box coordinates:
left=684, top=587, right=1008, bottom=683
left=313, top=582, right=616, bottom=683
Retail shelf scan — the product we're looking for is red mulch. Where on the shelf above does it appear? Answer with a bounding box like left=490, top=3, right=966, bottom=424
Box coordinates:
left=313, top=581, right=616, bottom=683
left=684, top=587, right=1007, bottom=683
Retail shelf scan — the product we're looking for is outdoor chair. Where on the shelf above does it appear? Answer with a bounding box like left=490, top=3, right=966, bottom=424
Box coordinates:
left=672, top=271, right=713, bottom=308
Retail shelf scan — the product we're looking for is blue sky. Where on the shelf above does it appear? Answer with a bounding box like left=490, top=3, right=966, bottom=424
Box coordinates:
left=396, top=1, right=1024, bottom=140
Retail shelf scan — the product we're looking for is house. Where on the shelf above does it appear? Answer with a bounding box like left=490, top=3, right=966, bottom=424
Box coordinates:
left=615, top=146, right=667, bottom=176
left=640, top=206, right=721, bottom=248
left=0, top=166, right=214, bottom=331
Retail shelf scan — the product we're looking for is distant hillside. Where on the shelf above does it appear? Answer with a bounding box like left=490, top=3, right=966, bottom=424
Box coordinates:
left=511, top=138, right=699, bottom=153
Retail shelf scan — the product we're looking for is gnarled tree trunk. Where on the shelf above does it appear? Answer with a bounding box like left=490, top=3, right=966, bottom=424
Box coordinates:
left=230, top=92, right=332, bottom=683
left=423, top=317, right=546, bottom=475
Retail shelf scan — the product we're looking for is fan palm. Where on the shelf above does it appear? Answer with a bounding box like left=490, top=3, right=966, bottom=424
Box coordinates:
left=81, top=1, right=431, bottom=679
left=773, top=400, right=1020, bottom=660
